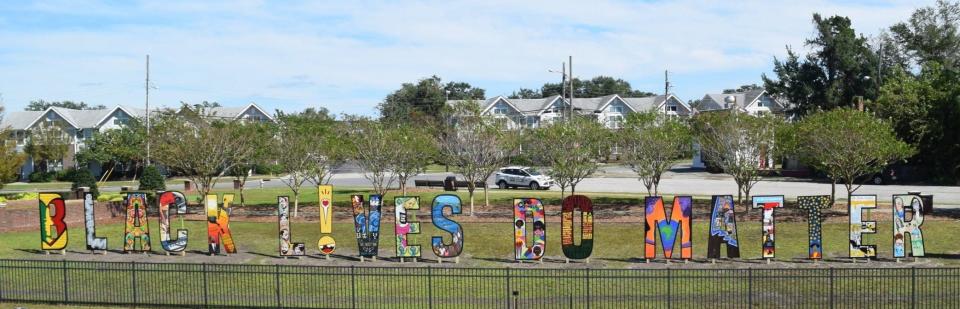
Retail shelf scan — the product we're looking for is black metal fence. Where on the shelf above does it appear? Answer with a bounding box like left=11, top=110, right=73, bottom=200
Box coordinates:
left=0, top=259, right=957, bottom=308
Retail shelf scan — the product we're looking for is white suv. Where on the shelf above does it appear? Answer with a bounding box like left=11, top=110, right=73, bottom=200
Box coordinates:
left=495, top=166, right=552, bottom=190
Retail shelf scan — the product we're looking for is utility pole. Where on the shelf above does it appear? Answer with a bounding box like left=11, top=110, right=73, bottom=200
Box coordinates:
left=145, top=55, right=151, bottom=166
left=568, top=56, right=573, bottom=120
left=664, top=70, right=671, bottom=113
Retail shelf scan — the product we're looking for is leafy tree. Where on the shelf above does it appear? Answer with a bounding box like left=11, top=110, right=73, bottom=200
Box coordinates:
left=540, top=76, right=656, bottom=98
left=508, top=88, right=541, bottom=99
left=343, top=116, right=402, bottom=198
left=388, top=121, right=438, bottom=195
left=764, top=14, right=879, bottom=117
left=723, top=84, right=763, bottom=94
left=24, top=121, right=70, bottom=173
left=378, top=76, right=485, bottom=122
left=692, top=111, right=781, bottom=205
left=619, top=112, right=693, bottom=196
left=525, top=116, right=610, bottom=197
left=890, top=0, right=960, bottom=69
left=229, top=121, right=275, bottom=206
left=138, top=165, right=166, bottom=192
left=439, top=100, right=516, bottom=214
left=0, top=129, right=26, bottom=189
left=151, top=104, right=259, bottom=199
left=274, top=109, right=342, bottom=216
left=75, top=120, right=145, bottom=180
left=25, top=100, right=106, bottom=111
left=787, top=108, right=914, bottom=202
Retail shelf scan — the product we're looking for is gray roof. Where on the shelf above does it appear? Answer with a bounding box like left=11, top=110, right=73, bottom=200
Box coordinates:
left=449, top=94, right=685, bottom=115
left=701, top=89, right=772, bottom=111
left=0, top=103, right=261, bottom=130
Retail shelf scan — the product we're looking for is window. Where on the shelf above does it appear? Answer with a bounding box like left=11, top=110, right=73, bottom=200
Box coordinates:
left=607, top=115, right=623, bottom=129
left=611, top=105, right=624, bottom=113
left=668, top=105, right=678, bottom=112
left=493, top=105, right=509, bottom=115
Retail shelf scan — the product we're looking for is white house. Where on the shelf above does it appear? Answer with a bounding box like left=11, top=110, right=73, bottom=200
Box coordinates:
left=692, top=88, right=789, bottom=168
left=0, top=102, right=274, bottom=180
left=447, top=93, right=691, bottom=130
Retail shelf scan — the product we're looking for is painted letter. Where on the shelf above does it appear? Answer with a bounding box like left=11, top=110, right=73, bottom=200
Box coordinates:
left=751, top=195, right=783, bottom=259
left=83, top=192, right=106, bottom=251
left=893, top=194, right=925, bottom=258
left=39, top=192, right=68, bottom=250
left=123, top=192, right=151, bottom=252
left=317, top=185, right=336, bottom=255
left=395, top=196, right=421, bottom=258
left=431, top=194, right=463, bottom=258
left=798, top=195, right=831, bottom=259
left=562, top=195, right=594, bottom=260
left=514, top=198, right=545, bottom=260
left=707, top=195, right=739, bottom=259
left=352, top=195, right=382, bottom=257
left=158, top=191, right=188, bottom=253
left=278, top=196, right=305, bottom=256
left=849, top=195, right=877, bottom=258
left=644, top=196, right=692, bottom=260
left=206, top=194, right=237, bottom=255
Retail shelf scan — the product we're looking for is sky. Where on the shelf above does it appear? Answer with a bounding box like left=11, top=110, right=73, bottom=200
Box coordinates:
left=0, top=0, right=937, bottom=116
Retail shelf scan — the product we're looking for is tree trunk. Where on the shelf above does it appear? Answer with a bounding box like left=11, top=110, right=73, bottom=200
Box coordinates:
left=468, top=187, right=475, bottom=216
left=571, top=184, right=577, bottom=196
left=830, top=179, right=837, bottom=205
left=483, top=185, right=489, bottom=207
left=293, top=191, right=300, bottom=218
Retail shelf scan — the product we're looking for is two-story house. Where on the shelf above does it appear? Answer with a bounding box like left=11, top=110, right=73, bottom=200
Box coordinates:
left=1, top=102, right=273, bottom=180
left=692, top=88, right=790, bottom=169
left=447, top=93, right=691, bottom=131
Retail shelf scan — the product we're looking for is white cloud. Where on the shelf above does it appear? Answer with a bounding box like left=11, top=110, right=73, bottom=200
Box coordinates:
left=0, top=0, right=936, bottom=114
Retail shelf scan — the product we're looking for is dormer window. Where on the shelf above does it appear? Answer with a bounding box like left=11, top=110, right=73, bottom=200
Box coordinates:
left=668, top=105, right=678, bottom=112
left=611, top=105, right=624, bottom=113
left=493, top=106, right=509, bottom=115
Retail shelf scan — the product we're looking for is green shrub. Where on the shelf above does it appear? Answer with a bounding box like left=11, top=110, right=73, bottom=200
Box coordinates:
left=69, top=169, right=100, bottom=198
left=28, top=171, right=56, bottom=183
left=139, top=165, right=166, bottom=191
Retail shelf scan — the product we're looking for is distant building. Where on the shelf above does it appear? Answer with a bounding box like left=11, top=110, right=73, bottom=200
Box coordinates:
left=447, top=94, right=691, bottom=130
left=0, top=103, right=273, bottom=180
left=696, top=88, right=788, bottom=116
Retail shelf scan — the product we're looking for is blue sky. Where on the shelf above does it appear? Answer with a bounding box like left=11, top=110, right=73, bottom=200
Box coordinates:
left=0, top=0, right=934, bottom=116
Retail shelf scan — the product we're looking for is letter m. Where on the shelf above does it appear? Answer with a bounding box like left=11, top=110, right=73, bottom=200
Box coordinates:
left=644, top=196, right=693, bottom=260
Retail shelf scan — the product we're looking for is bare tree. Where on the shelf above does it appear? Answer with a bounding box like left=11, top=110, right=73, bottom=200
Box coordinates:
left=151, top=105, right=259, bottom=199
left=525, top=115, right=610, bottom=197
left=692, top=111, right=780, bottom=205
left=439, top=100, right=515, bottom=215
left=619, top=112, right=693, bottom=196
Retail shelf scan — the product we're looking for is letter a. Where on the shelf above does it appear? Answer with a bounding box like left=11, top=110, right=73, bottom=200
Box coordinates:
left=207, top=194, right=237, bottom=255
left=123, top=192, right=151, bottom=252
left=707, top=195, right=739, bottom=259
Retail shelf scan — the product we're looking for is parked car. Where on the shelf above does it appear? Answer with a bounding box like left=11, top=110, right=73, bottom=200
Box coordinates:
left=495, top=166, right=552, bottom=190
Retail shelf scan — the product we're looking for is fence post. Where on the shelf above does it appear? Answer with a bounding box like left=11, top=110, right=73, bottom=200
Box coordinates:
left=61, top=260, right=68, bottom=303
left=427, top=266, right=433, bottom=309
left=202, top=263, right=209, bottom=308
left=275, top=264, right=282, bottom=308
left=829, top=268, right=834, bottom=309
left=131, top=261, right=137, bottom=304
left=505, top=268, right=511, bottom=309
left=350, top=265, right=357, bottom=309
left=747, top=268, right=753, bottom=306
left=911, top=267, right=916, bottom=309
left=585, top=268, right=591, bottom=309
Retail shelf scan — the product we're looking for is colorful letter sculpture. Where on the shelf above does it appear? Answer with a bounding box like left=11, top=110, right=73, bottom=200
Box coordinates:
left=39, top=193, right=68, bottom=251
left=892, top=194, right=925, bottom=258
left=278, top=196, right=305, bottom=257
left=798, top=195, right=831, bottom=259
left=158, top=191, right=188, bottom=253
left=317, top=185, right=336, bottom=255
left=514, top=198, right=546, bottom=260
left=124, top=192, right=151, bottom=252
left=644, top=196, right=692, bottom=260
left=395, top=196, right=421, bottom=258
left=352, top=195, right=382, bottom=258
left=82, top=192, right=107, bottom=251
left=707, top=195, right=740, bottom=259
left=561, top=195, right=594, bottom=260
left=849, top=195, right=877, bottom=258
left=751, top=195, right=783, bottom=258
left=432, top=194, right=464, bottom=258
left=206, top=194, right=237, bottom=255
